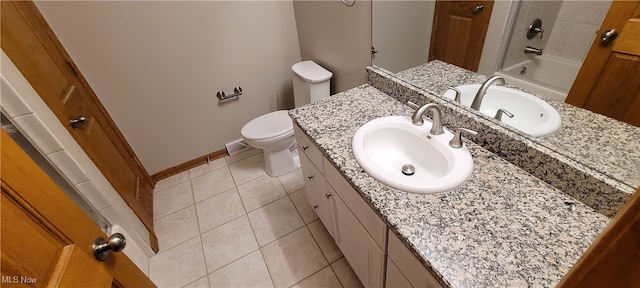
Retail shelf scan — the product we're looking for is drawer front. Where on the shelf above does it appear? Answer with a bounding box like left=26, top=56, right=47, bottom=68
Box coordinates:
left=300, top=151, right=334, bottom=236
left=388, top=232, right=443, bottom=288
left=325, top=158, right=387, bottom=249
left=294, top=124, right=324, bottom=173
left=299, top=150, right=325, bottom=197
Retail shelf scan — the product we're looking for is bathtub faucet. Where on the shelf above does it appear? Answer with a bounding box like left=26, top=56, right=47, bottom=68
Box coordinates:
left=524, top=46, right=543, bottom=56
left=471, top=75, right=505, bottom=110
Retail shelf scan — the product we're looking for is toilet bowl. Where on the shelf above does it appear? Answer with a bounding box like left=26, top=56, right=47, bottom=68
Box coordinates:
left=241, top=60, right=332, bottom=176
left=240, top=110, right=297, bottom=177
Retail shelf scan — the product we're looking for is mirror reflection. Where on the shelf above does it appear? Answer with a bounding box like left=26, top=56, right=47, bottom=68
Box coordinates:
left=372, top=0, right=640, bottom=189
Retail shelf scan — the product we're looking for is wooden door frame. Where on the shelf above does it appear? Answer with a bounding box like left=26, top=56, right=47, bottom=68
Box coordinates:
left=1, top=0, right=159, bottom=252
left=565, top=0, right=639, bottom=107
left=1, top=130, right=156, bottom=287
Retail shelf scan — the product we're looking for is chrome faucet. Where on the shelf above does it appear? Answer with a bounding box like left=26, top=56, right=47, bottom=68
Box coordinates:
left=471, top=75, right=505, bottom=110
left=408, top=102, right=444, bottom=135
left=524, top=46, right=543, bottom=55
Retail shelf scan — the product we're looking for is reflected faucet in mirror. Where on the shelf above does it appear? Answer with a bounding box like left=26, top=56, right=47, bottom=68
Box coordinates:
left=471, top=75, right=505, bottom=110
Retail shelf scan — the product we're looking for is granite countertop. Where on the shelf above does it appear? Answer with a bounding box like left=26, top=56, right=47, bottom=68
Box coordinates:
left=289, top=85, right=609, bottom=288
left=395, top=60, right=640, bottom=190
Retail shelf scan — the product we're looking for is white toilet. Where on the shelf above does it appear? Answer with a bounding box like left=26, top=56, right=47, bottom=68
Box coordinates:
left=241, top=60, right=332, bottom=176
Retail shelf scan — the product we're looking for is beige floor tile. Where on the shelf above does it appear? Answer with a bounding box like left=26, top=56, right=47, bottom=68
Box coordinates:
left=196, top=188, right=246, bottom=233
left=149, top=236, right=207, bottom=288
left=154, top=205, right=200, bottom=251
left=248, top=197, right=304, bottom=246
left=188, top=157, right=227, bottom=179
left=154, top=181, right=194, bottom=219
left=183, top=276, right=210, bottom=288
left=229, top=154, right=266, bottom=185
left=226, top=148, right=261, bottom=164
left=261, top=227, right=328, bottom=288
left=331, top=258, right=363, bottom=288
left=277, top=169, right=304, bottom=194
left=291, top=266, right=342, bottom=288
left=201, top=216, right=258, bottom=272
left=154, top=171, right=190, bottom=192
left=191, top=166, right=236, bottom=202
left=208, top=250, right=273, bottom=288
left=238, top=175, right=287, bottom=212
left=289, top=188, right=319, bottom=224
left=307, top=220, right=343, bottom=263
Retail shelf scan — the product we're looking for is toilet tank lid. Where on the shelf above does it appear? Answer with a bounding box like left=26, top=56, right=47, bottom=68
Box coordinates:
left=292, top=61, right=333, bottom=83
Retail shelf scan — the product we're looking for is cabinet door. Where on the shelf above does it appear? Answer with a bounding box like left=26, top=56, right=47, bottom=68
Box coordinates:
left=334, top=194, right=385, bottom=288
left=388, top=232, right=443, bottom=288
left=387, top=258, right=414, bottom=288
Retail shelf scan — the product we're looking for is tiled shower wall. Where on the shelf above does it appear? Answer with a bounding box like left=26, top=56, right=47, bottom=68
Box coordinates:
left=502, top=0, right=611, bottom=68
left=545, top=0, right=611, bottom=62
left=503, top=0, right=563, bottom=68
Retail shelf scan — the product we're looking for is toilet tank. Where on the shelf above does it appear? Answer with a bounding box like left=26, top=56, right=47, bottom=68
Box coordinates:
left=292, top=61, right=333, bottom=107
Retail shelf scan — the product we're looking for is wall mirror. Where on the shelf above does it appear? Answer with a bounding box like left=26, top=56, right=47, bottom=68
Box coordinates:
left=372, top=0, right=640, bottom=190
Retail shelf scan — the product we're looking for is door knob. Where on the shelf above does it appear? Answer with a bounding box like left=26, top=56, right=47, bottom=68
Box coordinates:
left=600, top=29, right=618, bottom=44
left=92, top=233, right=126, bottom=261
left=69, top=116, right=88, bottom=130
left=473, top=4, right=484, bottom=14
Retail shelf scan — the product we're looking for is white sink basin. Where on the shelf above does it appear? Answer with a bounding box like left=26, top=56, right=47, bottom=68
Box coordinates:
left=443, top=84, right=561, bottom=137
left=352, top=116, right=473, bottom=194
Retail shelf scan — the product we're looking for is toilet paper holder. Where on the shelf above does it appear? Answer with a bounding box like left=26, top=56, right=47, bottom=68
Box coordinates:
left=217, top=86, right=242, bottom=101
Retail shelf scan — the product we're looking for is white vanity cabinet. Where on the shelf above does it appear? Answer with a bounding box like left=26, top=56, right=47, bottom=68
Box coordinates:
left=295, top=124, right=385, bottom=288
left=294, top=123, right=441, bottom=288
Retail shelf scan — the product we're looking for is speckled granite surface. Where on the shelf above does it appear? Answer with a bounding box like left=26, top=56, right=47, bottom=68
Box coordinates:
left=369, top=63, right=635, bottom=217
left=289, top=86, right=608, bottom=288
left=394, top=60, right=640, bottom=190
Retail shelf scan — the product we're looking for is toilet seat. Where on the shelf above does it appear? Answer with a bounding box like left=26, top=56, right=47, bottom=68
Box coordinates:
left=241, top=110, right=293, bottom=141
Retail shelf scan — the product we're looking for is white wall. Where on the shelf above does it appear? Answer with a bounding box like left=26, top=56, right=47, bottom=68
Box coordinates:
left=293, top=0, right=372, bottom=94
left=372, top=1, right=434, bottom=73
left=35, top=1, right=302, bottom=174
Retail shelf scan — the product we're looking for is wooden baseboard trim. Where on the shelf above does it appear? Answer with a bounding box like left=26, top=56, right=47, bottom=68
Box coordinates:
left=151, top=148, right=228, bottom=183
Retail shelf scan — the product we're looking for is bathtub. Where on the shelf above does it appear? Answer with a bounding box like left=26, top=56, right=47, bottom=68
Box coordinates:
left=498, top=54, right=582, bottom=102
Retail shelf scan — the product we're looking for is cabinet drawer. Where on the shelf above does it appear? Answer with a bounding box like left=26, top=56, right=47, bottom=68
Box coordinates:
left=294, top=124, right=324, bottom=173
left=325, top=158, right=386, bottom=249
left=388, top=232, right=443, bottom=288
left=299, top=151, right=325, bottom=196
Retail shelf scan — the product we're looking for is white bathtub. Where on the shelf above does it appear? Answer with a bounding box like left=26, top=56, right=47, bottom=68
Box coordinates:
left=498, top=55, right=582, bottom=102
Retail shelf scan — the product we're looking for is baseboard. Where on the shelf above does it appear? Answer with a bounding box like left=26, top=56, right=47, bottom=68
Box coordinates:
left=151, top=148, right=228, bottom=183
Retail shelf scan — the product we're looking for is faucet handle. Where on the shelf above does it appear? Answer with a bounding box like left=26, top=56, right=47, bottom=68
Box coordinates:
left=494, top=108, right=515, bottom=122
left=449, top=128, right=478, bottom=149
left=407, top=101, right=420, bottom=110
left=447, top=87, right=462, bottom=103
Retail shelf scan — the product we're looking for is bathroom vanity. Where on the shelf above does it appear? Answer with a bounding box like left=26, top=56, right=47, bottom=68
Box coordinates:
left=289, top=85, right=609, bottom=287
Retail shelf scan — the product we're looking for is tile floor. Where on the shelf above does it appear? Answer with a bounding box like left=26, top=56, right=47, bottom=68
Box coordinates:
left=149, top=149, right=364, bottom=288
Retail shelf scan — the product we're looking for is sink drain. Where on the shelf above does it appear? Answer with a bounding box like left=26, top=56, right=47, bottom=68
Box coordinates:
left=401, top=164, right=415, bottom=176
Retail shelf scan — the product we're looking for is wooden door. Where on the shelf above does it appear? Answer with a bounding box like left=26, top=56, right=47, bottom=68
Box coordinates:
left=565, top=0, right=640, bottom=127
left=429, top=0, right=494, bottom=72
left=1, top=131, right=156, bottom=287
left=1, top=0, right=158, bottom=251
